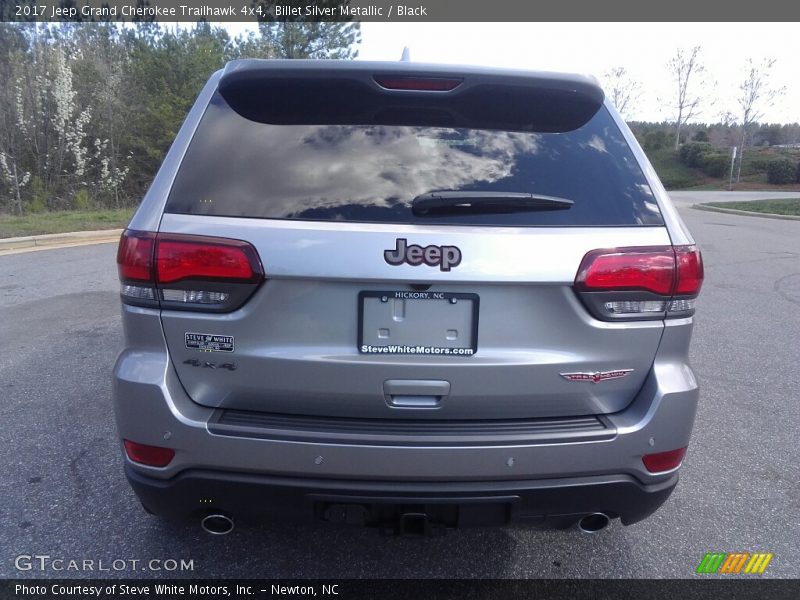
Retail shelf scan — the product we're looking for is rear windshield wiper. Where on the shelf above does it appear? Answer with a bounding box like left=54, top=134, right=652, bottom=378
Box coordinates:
left=411, top=191, right=574, bottom=216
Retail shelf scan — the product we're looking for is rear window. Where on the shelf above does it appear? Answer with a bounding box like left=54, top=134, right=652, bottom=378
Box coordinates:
left=165, top=92, right=663, bottom=227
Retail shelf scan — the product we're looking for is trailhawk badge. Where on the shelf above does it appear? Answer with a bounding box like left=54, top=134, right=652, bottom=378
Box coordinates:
left=560, top=369, right=634, bottom=383
left=384, top=238, right=461, bottom=272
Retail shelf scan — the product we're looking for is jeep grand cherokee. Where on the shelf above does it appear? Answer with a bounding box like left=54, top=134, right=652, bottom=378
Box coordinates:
left=113, top=60, right=703, bottom=535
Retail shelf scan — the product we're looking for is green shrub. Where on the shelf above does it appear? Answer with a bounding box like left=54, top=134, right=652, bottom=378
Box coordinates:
left=644, top=130, right=669, bottom=151
left=699, top=153, right=730, bottom=178
left=678, top=142, right=714, bottom=167
left=692, top=130, right=709, bottom=142
left=659, top=173, right=700, bottom=189
left=27, top=176, right=47, bottom=213
left=797, top=161, right=800, bottom=183
left=748, top=158, right=770, bottom=172
left=73, top=188, right=94, bottom=210
left=645, top=148, right=705, bottom=189
left=766, top=159, right=797, bottom=184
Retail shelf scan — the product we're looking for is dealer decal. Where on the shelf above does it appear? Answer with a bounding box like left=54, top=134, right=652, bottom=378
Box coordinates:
left=185, top=333, right=234, bottom=353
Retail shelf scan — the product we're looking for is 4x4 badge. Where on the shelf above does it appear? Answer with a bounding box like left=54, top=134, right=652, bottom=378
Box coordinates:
left=384, top=238, right=462, bottom=272
left=560, top=369, right=633, bottom=383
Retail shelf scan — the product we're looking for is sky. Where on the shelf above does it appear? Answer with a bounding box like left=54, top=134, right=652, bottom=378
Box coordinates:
left=220, top=22, right=799, bottom=124
left=353, top=23, right=800, bottom=124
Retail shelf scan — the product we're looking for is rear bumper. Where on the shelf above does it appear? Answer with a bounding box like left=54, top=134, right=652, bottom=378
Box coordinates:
left=126, top=464, right=678, bottom=528
left=113, top=307, right=698, bottom=528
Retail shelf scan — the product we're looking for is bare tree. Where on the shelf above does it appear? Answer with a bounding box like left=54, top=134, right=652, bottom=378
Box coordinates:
left=603, top=67, right=641, bottom=119
left=734, top=58, right=785, bottom=183
left=0, top=151, right=29, bottom=215
left=668, top=46, right=706, bottom=150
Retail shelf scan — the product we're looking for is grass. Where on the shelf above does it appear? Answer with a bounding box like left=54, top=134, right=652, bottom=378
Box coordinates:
left=0, top=208, right=134, bottom=239
left=704, top=198, right=800, bottom=216
left=687, top=180, right=800, bottom=192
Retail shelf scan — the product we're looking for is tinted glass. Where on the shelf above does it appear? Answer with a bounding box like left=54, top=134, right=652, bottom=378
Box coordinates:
left=166, top=93, right=663, bottom=227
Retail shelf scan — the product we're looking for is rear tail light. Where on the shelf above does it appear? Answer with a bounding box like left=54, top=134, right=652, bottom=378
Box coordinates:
left=642, top=447, right=687, bottom=473
left=160, top=289, right=230, bottom=304
left=117, top=230, right=155, bottom=281
left=575, top=248, right=675, bottom=295
left=117, top=231, right=157, bottom=303
left=156, top=237, right=260, bottom=283
left=574, top=245, right=703, bottom=321
left=117, top=230, right=264, bottom=312
left=604, top=300, right=667, bottom=315
left=123, top=439, right=175, bottom=468
left=672, top=245, right=704, bottom=309
left=120, top=284, right=156, bottom=301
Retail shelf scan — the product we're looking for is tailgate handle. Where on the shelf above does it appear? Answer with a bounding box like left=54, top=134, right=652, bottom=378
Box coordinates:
left=383, top=380, right=450, bottom=409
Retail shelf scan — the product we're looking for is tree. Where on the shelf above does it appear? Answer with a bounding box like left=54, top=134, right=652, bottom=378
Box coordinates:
left=762, top=124, right=785, bottom=147
left=0, top=151, right=29, bottom=214
left=122, top=24, right=234, bottom=193
left=0, top=20, right=362, bottom=213
left=70, top=23, right=133, bottom=207
left=603, top=67, right=640, bottom=119
left=667, top=46, right=706, bottom=150
left=253, top=0, right=361, bottom=59
left=257, top=21, right=361, bottom=59
left=9, top=28, right=94, bottom=210
left=733, top=58, right=785, bottom=182
left=0, top=24, right=29, bottom=212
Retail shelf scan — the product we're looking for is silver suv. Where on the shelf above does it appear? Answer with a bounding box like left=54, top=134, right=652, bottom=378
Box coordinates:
left=113, top=60, right=703, bottom=536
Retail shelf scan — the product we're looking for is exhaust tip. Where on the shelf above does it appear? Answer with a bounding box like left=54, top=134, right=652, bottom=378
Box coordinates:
left=577, top=513, right=610, bottom=533
left=201, top=513, right=234, bottom=535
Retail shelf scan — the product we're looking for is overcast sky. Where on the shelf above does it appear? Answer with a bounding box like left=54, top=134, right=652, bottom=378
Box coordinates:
left=354, top=23, right=799, bottom=124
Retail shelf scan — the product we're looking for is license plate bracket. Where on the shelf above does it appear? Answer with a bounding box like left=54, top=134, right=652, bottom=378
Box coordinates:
left=358, top=291, right=479, bottom=356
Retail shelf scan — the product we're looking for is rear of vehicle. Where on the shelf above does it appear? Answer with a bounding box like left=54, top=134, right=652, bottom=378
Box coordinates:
left=113, top=60, right=703, bottom=534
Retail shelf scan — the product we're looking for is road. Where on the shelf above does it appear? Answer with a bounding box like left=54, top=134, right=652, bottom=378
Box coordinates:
left=1, top=195, right=798, bottom=579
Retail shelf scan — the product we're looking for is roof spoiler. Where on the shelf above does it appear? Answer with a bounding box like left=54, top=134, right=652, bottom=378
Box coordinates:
left=218, top=60, right=605, bottom=133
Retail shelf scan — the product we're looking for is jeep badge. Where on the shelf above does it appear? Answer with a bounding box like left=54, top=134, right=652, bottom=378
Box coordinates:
left=384, top=238, right=462, bottom=272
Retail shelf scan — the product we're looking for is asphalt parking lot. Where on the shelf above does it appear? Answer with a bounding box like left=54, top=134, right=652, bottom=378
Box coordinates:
left=1, top=195, right=798, bottom=579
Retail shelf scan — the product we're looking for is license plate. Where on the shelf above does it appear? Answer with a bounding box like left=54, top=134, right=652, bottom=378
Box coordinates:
left=358, top=291, right=479, bottom=355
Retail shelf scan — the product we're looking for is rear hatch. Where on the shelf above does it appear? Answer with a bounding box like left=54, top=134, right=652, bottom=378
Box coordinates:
left=151, top=60, right=674, bottom=419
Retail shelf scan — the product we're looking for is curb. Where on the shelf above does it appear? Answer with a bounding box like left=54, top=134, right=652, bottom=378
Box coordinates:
left=692, top=203, right=800, bottom=221
left=0, top=228, right=123, bottom=252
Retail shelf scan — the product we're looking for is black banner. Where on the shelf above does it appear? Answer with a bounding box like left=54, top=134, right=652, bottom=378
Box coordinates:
left=4, top=579, right=800, bottom=600
left=2, top=0, right=800, bottom=23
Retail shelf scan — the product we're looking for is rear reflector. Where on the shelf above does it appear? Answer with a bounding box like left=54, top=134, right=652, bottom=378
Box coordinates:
left=642, top=447, right=687, bottom=473
left=373, top=75, right=463, bottom=91
left=123, top=439, right=175, bottom=467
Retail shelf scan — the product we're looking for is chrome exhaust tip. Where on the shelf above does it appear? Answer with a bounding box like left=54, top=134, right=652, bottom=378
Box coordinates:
left=201, top=513, right=235, bottom=535
left=577, top=513, right=610, bottom=533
